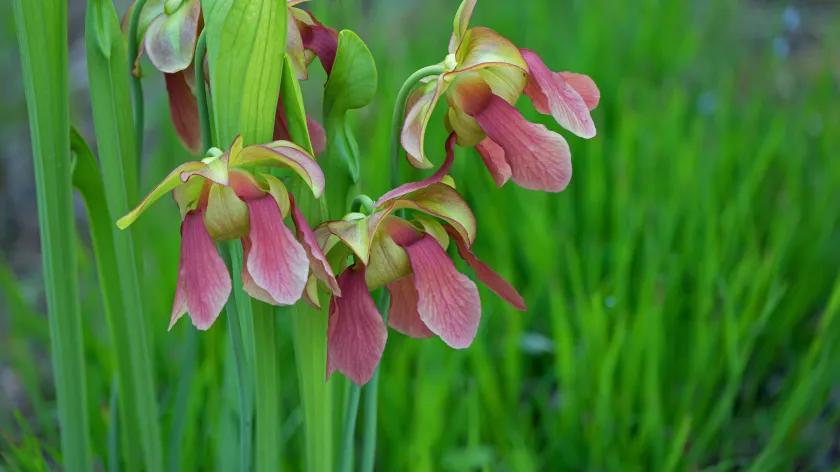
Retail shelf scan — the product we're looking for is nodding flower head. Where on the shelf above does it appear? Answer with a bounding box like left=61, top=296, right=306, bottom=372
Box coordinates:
left=117, top=136, right=337, bottom=331
left=316, top=136, right=525, bottom=385
left=401, top=0, right=600, bottom=192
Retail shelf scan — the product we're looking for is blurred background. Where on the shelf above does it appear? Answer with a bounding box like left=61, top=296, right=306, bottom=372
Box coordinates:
left=2, top=0, right=840, bottom=469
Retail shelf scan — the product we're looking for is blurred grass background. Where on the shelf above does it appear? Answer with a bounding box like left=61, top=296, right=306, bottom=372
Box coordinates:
left=2, top=0, right=840, bottom=469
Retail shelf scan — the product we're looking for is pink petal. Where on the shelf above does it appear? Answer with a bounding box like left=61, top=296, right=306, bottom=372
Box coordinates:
left=290, top=197, right=340, bottom=296
left=387, top=275, right=434, bottom=338
left=560, top=72, right=600, bottom=110
left=392, top=234, right=481, bottom=349
left=170, top=211, right=231, bottom=330
left=475, top=137, right=511, bottom=187
left=520, top=49, right=597, bottom=139
left=307, top=117, right=327, bottom=156
left=375, top=133, right=457, bottom=207
left=301, top=18, right=338, bottom=74
left=242, top=196, right=308, bottom=305
left=327, top=267, right=387, bottom=385
left=447, top=227, right=526, bottom=311
left=273, top=95, right=327, bottom=156
left=472, top=94, right=572, bottom=192
left=164, top=71, right=201, bottom=153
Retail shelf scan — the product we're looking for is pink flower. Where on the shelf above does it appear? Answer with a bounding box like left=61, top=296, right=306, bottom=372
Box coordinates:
left=117, top=136, right=338, bottom=330
left=317, top=140, right=525, bottom=384
left=400, top=0, right=600, bottom=192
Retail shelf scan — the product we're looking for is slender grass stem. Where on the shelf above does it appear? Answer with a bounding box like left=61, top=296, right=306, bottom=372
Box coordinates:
left=12, top=1, right=91, bottom=469
left=127, top=0, right=148, bottom=160
left=339, top=382, right=362, bottom=472
left=252, top=301, right=280, bottom=472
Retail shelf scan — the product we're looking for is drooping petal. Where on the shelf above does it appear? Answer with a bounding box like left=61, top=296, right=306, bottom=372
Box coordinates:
left=376, top=133, right=457, bottom=207
left=560, top=72, right=600, bottom=110
left=117, top=160, right=206, bottom=229
left=143, top=0, right=201, bottom=74
left=164, top=70, right=201, bottom=152
left=299, top=15, right=338, bottom=75
left=327, top=267, right=387, bottom=385
left=449, top=0, right=477, bottom=54
left=242, top=196, right=308, bottom=305
left=446, top=227, right=526, bottom=311
left=169, top=211, right=231, bottom=330
left=475, top=137, right=511, bottom=187
left=520, top=49, right=597, bottom=139
left=401, top=78, right=448, bottom=169
left=232, top=142, right=325, bottom=198
left=391, top=233, right=481, bottom=349
left=290, top=197, right=340, bottom=296
left=466, top=89, right=573, bottom=192
left=387, top=275, right=434, bottom=338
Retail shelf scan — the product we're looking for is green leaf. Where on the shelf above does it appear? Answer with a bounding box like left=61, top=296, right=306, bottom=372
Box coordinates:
left=12, top=0, right=92, bottom=469
left=323, top=30, right=378, bottom=182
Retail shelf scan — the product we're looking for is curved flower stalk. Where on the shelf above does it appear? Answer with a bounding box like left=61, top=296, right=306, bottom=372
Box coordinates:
left=131, top=0, right=336, bottom=153
left=117, top=136, right=338, bottom=330
left=400, top=0, right=601, bottom=192
left=317, top=135, right=525, bottom=385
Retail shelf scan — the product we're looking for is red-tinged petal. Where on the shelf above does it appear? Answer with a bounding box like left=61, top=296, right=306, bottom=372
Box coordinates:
left=472, top=94, right=572, bottom=192
left=387, top=275, right=434, bottom=338
left=164, top=71, right=201, bottom=152
left=299, top=15, right=338, bottom=75
left=117, top=160, right=206, bottom=229
left=560, top=72, right=600, bottom=110
left=392, top=234, right=481, bottom=349
left=475, top=137, right=511, bottom=187
left=520, top=49, right=596, bottom=139
left=387, top=183, right=477, bottom=246
left=401, top=78, right=447, bottom=169
left=307, top=117, right=327, bottom=156
left=232, top=142, right=325, bottom=198
left=376, top=133, right=457, bottom=207
left=454, top=27, right=527, bottom=76
left=446, top=227, right=526, bottom=311
left=169, top=211, right=231, bottom=330
left=327, top=267, right=387, bottom=385
left=144, top=0, right=201, bottom=74
left=242, top=196, right=308, bottom=305
left=286, top=13, right=308, bottom=79
left=290, top=197, right=340, bottom=296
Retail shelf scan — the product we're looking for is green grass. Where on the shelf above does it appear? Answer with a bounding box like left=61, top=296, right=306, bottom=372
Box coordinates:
left=3, top=0, right=840, bottom=469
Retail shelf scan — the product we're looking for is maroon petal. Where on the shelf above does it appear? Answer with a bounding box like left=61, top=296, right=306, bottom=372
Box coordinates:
left=375, top=133, right=457, bottom=207
left=242, top=196, right=308, bottom=305
left=387, top=275, right=434, bottom=338
left=392, top=233, right=481, bottom=349
left=165, top=71, right=201, bottom=153
left=169, top=211, right=231, bottom=330
left=290, top=197, right=340, bottom=296
left=300, top=18, right=338, bottom=75
left=472, top=94, right=572, bottom=192
left=475, top=137, right=511, bottom=187
left=446, top=227, right=526, bottom=311
left=274, top=95, right=327, bottom=156
left=520, top=49, right=597, bottom=139
left=327, top=267, right=388, bottom=385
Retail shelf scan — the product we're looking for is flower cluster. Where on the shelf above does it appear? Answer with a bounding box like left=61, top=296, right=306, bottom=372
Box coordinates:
left=122, top=0, right=599, bottom=386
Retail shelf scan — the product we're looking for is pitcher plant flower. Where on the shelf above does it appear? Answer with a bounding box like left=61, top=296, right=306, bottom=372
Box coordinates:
left=401, top=0, right=600, bottom=192
left=317, top=135, right=525, bottom=385
left=132, top=0, right=336, bottom=153
left=116, top=136, right=338, bottom=330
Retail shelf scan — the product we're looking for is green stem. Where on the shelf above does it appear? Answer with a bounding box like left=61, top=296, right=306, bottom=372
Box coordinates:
left=388, top=64, right=446, bottom=188
left=222, top=243, right=254, bottom=472
left=339, top=383, right=362, bottom=472
left=194, top=30, right=211, bottom=153
left=127, top=0, right=147, bottom=160
left=12, top=0, right=91, bottom=469
left=252, top=301, right=280, bottom=472
left=359, top=291, right=390, bottom=472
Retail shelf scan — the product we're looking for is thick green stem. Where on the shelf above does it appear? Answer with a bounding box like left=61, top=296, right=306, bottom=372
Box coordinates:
left=252, top=301, right=280, bottom=472
left=12, top=1, right=91, bottom=469
left=388, top=64, right=446, bottom=188
left=127, top=0, right=148, bottom=160
left=194, top=30, right=211, bottom=153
